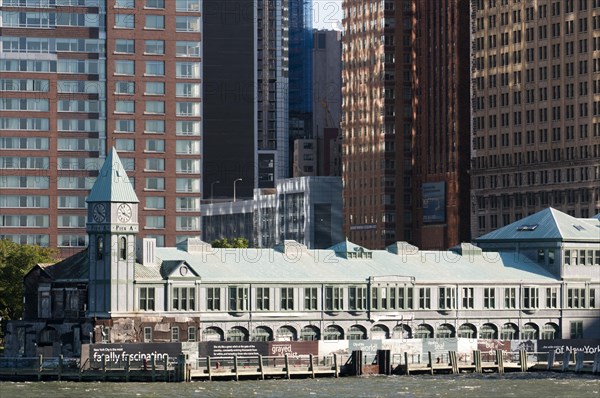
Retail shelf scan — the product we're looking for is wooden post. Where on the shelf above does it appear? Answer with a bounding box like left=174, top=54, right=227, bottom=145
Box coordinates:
left=449, top=351, right=458, bottom=375
left=593, top=352, right=600, bottom=375
left=258, top=355, right=264, bottom=380
left=284, top=354, right=290, bottom=379
left=164, top=355, right=169, bottom=382
left=496, top=350, right=504, bottom=374
left=58, top=355, right=63, bottom=381
left=151, top=354, right=156, bottom=382
left=575, top=351, right=584, bottom=373
left=333, top=354, right=339, bottom=378
left=234, top=355, right=239, bottom=381
left=309, top=354, right=315, bottom=378
left=178, top=354, right=187, bottom=382
left=473, top=350, right=482, bottom=373
left=562, top=351, right=570, bottom=372
left=125, top=355, right=130, bottom=382
left=428, top=351, right=434, bottom=375
left=207, top=357, right=212, bottom=381
left=38, top=355, right=43, bottom=381
left=519, top=349, right=527, bottom=372
left=547, top=350, right=555, bottom=370
left=404, top=352, right=410, bottom=375
left=102, top=354, right=107, bottom=381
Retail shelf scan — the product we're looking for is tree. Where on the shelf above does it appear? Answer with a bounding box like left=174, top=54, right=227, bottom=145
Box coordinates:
left=211, top=237, right=249, bottom=248
left=0, top=240, right=57, bottom=320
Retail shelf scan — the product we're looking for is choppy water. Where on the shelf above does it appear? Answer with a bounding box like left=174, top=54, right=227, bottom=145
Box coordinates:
left=1, top=373, right=598, bottom=398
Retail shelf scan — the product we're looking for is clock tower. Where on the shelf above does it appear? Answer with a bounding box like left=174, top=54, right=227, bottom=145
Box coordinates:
left=86, top=148, right=139, bottom=317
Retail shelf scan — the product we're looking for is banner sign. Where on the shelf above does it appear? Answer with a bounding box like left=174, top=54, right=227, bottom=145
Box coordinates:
left=198, top=341, right=318, bottom=358
left=90, top=343, right=181, bottom=366
left=422, top=182, right=446, bottom=224
left=538, top=339, right=600, bottom=360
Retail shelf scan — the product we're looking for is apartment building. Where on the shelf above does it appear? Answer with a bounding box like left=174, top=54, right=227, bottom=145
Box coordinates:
left=470, top=0, right=600, bottom=237
left=0, top=0, right=203, bottom=255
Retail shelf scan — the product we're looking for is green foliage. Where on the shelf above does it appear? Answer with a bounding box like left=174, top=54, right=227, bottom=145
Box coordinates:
left=0, top=240, right=57, bottom=320
left=210, top=237, right=249, bottom=248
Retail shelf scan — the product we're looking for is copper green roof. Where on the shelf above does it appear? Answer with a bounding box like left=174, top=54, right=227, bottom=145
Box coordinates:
left=87, top=148, right=139, bottom=203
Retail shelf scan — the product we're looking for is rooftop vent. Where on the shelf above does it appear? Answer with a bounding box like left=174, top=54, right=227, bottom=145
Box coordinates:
left=517, top=224, right=538, bottom=231
left=386, top=241, right=419, bottom=256
left=572, top=224, right=586, bottom=231
left=177, top=238, right=213, bottom=253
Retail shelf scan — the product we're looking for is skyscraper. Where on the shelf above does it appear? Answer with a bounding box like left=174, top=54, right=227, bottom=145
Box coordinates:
left=341, top=0, right=414, bottom=249
left=470, top=0, right=600, bottom=237
left=257, top=0, right=290, bottom=188
left=413, top=0, right=472, bottom=249
left=0, top=0, right=203, bottom=255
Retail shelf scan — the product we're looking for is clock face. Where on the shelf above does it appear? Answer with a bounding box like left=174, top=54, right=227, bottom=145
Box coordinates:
left=117, top=204, right=132, bottom=223
left=92, top=203, right=106, bottom=222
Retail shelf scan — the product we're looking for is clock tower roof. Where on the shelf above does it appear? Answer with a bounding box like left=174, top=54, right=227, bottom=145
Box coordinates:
left=87, top=148, right=139, bottom=204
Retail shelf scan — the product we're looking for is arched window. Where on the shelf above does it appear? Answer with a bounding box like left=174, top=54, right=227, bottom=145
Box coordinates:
left=541, top=323, right=560, bottom=340
left=520, top=323, right=538, bottom=340
left=203, top=327, right=224, bottom=342
left=500, top=323, right=519, bottom=340
left=371, top=324, right=389, bottom=339
left=479, top=323, right=498, bottom=339
left=458, top=323, right=477, bottom=339
left=227, top=326, right=249, bottom=342
left=300, top=325, right=320, bottom=341
left=415, top=324, right=433, bottom=339
left=252, top=326, right=273, bottom=342
left=347, top=325, right=367, bottom=340
left=392, top=324, right=412, bottom=339
left=436, top=324, right=455, bottom=338
left=120, top=237, right=127, bottom=260
left=276, top=326, right=297, bottom=341
left=97, top=236, right=104, bottom=260
left=323, top=325, right=344, bottom=340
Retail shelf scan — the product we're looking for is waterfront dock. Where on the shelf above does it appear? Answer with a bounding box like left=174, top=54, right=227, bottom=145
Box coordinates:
left=1, top=350, right=598, bottom=382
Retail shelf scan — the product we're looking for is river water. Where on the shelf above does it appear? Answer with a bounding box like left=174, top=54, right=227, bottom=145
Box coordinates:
left=1, top=373, right=598, bottom=398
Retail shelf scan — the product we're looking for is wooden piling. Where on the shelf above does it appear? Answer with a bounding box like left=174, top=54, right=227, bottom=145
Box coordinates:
left=333, top=354, right=339, bottom=378
left=562, top=351, right=570, bottom=372
left=164, top=355, right=169, bottom=382
left=38, top=355, right=43, bottom=381
left=258, top=355, right=265, bottom=380
left=473, top=350, right=482, bottom=373
left=404, top=352, right=410, bottom=375
left=102, top=355, right=107, bottom=381
left=151, top=354, right=156, bottom=382
left=58, top=355, right=63, bottom=381
left=284, top=354, right=291, bottom=379
left=519, top=349, right=528, bottom=372
left=234, top=355, right=239, bottom=381
left=125, top=356, right=130, bottom=382
left=309, top=354, right=315, bottom=378
left=547, top=350, right=555, bottom=370
left=593, top=352, right=600, bottom=374
left=428, top=351, right=434, bottom=375
left=495, top=350, right=504, bottom=374
left=574, top=351, right=584, bottom=373
left=449, top=351, right=459, bottom=375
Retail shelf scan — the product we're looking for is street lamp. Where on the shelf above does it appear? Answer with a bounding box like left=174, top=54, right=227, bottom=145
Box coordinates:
left=210, top=180, right=220, bottom=204
left=233, top=178, right=242, bottom=202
